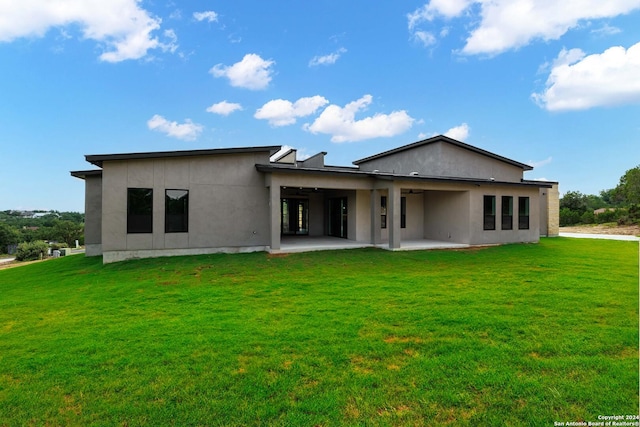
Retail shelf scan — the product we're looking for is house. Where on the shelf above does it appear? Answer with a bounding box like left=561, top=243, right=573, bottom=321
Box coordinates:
left=71, top=135, right=559, bottom=263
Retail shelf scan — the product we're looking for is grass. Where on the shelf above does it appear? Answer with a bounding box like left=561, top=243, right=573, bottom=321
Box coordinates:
left=0, top=238, right=637, bottom=426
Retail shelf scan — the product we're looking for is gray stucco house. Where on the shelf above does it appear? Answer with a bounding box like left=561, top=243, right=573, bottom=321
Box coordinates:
left=71, top=135, right=559, bottom=263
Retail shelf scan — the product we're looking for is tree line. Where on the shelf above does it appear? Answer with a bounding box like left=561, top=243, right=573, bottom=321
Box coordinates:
left=0, top=211, right=84, bottom=255
left=560, top=165, right=640, bottom=226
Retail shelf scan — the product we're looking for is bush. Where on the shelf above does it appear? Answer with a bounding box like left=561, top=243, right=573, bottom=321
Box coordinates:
left=580, top=211, right=595, bottom=224
left=594, top=208, right=619, bottom=224
left=15, top=240, right=49, bottom=261
left=615, top=205, right=640, bottom=225
left=560, top=208, right=581, bottom=226
left=628, top=204, right=640, bottom=224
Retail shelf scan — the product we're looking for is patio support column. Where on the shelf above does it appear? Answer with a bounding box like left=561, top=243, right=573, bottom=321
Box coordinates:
left=388, top=183, right=401, bottom=249
left=370, top=189, right=381, bottom=245
left=269, top=181, right=281, bottom=250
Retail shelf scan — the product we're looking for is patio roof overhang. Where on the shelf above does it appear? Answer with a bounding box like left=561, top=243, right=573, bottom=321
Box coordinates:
left=255, top=164, right=554, bottom=188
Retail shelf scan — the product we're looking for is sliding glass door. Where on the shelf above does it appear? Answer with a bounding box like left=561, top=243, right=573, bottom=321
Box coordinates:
left=281, top=198, right=309, bottom=235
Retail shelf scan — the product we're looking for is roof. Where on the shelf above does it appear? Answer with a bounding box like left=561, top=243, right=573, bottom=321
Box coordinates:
left=70, top=169, right=103, bottom=179
left=352, top=135, right=533, bottom=171
left=255, top=163, right=552, bottom=188
left=85, top=145, right=281, bottom=167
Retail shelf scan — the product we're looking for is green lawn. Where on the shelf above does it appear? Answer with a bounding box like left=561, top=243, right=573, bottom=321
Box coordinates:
left=0, top=238, right=638, bottom=426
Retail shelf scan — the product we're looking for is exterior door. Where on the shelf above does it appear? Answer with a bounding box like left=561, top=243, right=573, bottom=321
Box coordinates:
left=328, top=197, right=348, bottom=238
left=281, top=198, right=309, bottom=235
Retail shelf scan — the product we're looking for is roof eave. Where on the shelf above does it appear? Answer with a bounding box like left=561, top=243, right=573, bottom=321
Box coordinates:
left=256, top=164, right=552, bottom=187
left=86, top=145, right=282, bottom=167
left=353, top=135, right=533, bottom=171
left=70, top=169, right=103, bottom=180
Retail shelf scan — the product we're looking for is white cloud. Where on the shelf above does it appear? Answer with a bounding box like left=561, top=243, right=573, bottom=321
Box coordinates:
left=147, top=115, right=203, bottom=141
left=532, top=42, right=640, bottom=111
left=527, top=157, right=553, bottom=168
left=412, top=31, right=437, bottom=47
left=193, top=11, right=218, bottom=22
left=161, top=29, right=178, bottom=54
left=0, top=0, right=169, bottom=62
left=309, top=48, right=347, bottom=67
left=303, top=95, right=415, bottom=143
left=408, top=0, right=473, bottom=30
left=206, top=101, right=243, bottom=116
left=210, top=54, right=275, bottom=90
left=591, top=23, right=622, bottom=36
left=255, top=96, right=329, bottom=127
left=407, top=0, right=640, bottom=56
left=444, top=123, right=470, bottom=141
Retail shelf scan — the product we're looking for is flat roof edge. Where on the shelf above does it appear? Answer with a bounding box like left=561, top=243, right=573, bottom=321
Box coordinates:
left=256, top=164, right=553, bottom=187
left=86, top=145, right=282, bottom=167
left=70, top=169, right=103, bottom=179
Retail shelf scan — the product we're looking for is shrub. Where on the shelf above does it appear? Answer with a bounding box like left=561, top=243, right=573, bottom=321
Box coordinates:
left=628, top=204, right=640, bottom=224
left=594, top=208, right=619, bottom=224
left=15, top=241, right=49, bottom=261
left=580, top=211, right=595, bottom=224
left=560, top=208, right=581, bottom=226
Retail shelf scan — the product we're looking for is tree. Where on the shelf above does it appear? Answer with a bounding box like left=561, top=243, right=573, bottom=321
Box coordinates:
left=560, top=191, right=588, bottom=213
left=615, top=166, right=640, bottom=205
left=600, top=188, right=623, bottom=207
left=0, top=222, right=20, bottom=254
left=584, top=194, right=606, bottom=211
left=53, top=220, right=84, bottom=247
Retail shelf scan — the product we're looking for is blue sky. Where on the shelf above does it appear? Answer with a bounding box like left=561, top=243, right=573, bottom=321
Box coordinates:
left=1, top=0, right=639, bottom=212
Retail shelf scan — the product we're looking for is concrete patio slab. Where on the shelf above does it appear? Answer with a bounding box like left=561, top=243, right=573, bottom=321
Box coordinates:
left=271, top=236, right=470, bottom=254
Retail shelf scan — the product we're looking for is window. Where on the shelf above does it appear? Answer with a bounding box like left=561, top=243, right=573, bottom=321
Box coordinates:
left=127, top=188, right=153, bottom=233
left=165, top=189, right=189, bottom=233
left=501, top=196, right=513, bottom=230
left=401, top=197, right=406, bottom=229
left=483, top=195, right=496, bottom=230
left=381, top=196, right=387, bottom=229
left=519, top=197, right=530, bottom=230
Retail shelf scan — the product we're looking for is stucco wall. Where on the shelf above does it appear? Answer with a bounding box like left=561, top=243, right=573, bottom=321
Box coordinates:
left=101, top=152, right=272, bottom=259
left=84, top=174, right=103, bottom=256
left=401, top=192, right=424, bottom=240
left=308, top=193, right=324, bottom=236
left=355, top=190, right=371, bottom=242
left=467, top=185, right=540, bottom=245
left=423, top=190, right=471, bottom=243
left=358, top=141, right=524, bottom=182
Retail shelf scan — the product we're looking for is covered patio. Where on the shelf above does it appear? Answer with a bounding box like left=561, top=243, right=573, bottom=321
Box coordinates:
left=270, top=236, right=470, bottom=254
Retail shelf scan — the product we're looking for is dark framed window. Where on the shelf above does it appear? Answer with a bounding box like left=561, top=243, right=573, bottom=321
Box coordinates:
left=381, top=196, right=387, bottom=229
left=127, top=188, right=153, bottom=233
left=483, top=195, right=496, bottom=230
left=401, top=197, right=407, bottom=229
left=519, top=197, right=530, bottom=230
left=165, top=189, right=189, bottom=233
left=501, top=196, right=513, bottom=230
